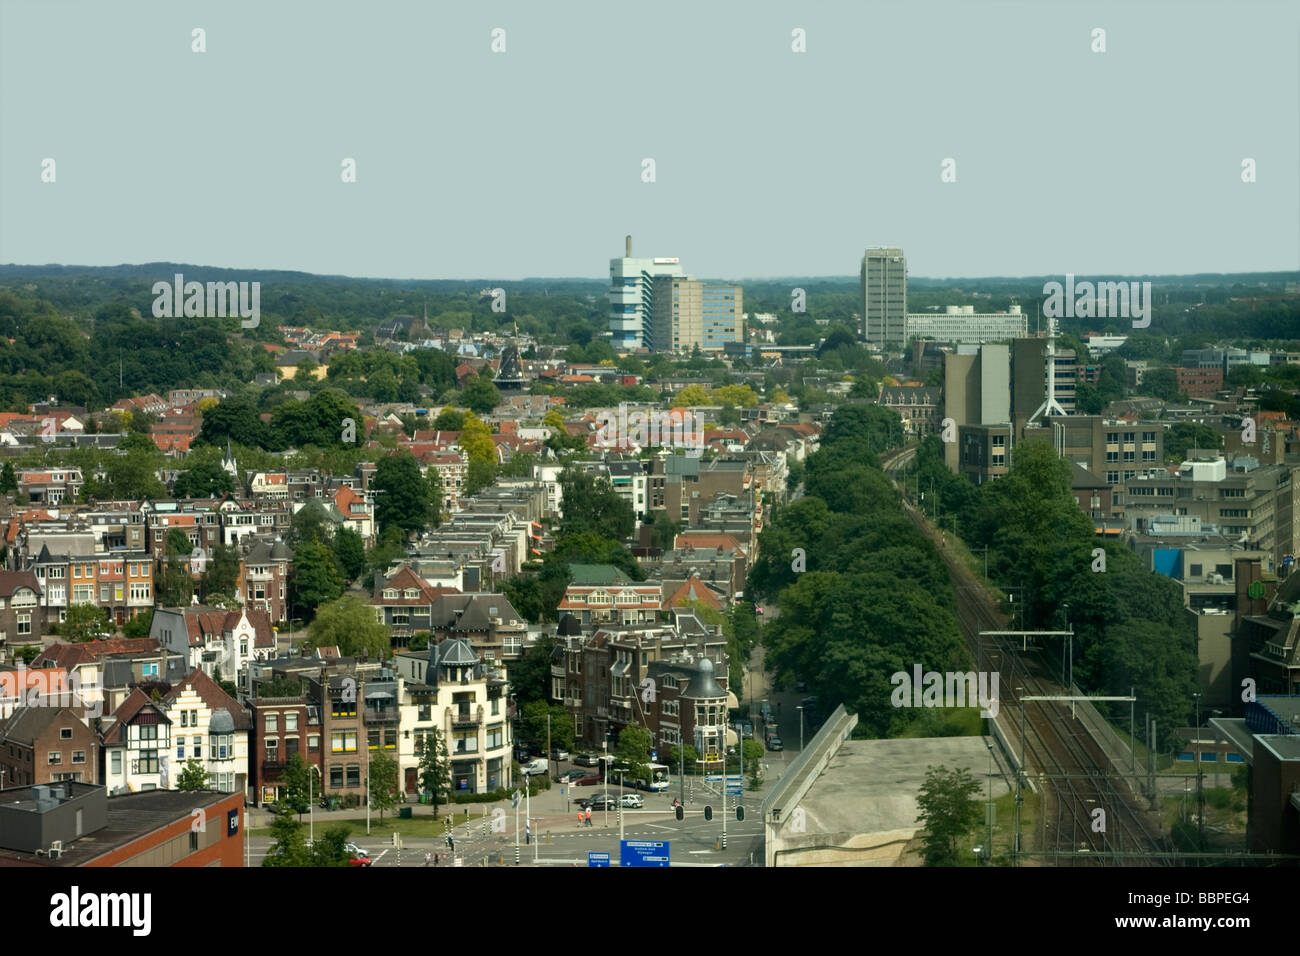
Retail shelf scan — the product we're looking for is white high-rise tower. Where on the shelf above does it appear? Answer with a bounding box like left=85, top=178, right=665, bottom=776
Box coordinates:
left=608, top=235, right=683, bottom=351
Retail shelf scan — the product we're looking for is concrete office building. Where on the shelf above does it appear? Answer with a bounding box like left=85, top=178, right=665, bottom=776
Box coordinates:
left=904, top=305, right=1027, bottom=345
left=651, top=277, right=744, bottom=353
left=861, top=248, right=908, bottom=347
left=942, top=343, right=1011, bottom=477
left=1122, top=453, right=1300, bottom=572
left=608, top=235, right=684, bottom=351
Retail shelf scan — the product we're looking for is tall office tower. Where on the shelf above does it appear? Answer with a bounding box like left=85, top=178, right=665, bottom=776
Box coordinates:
left=608, top=235, right=684, bottom=351
left=651, top=277, right=744, bottom=353
left=861, top=247, right=908, bottom=347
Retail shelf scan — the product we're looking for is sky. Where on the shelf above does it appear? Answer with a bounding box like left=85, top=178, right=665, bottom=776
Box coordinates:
left=2, top=0, right=1297, bottom=282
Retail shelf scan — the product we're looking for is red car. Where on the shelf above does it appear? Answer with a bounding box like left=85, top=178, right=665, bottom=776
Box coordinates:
left=573, top=774, right=603, bottom=786
left=348, top=854, right=372, bottom=867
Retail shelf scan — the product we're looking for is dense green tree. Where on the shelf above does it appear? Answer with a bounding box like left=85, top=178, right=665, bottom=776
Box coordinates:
left=167, top=527, right=194, bottom=556
left=432, top=407, right=465, bottom=431
left=308, top=594, right=389, bottom=658
left=281, top=753, right=313, bottom=819
left=262, top=805, right=312, bottom=867
left=172, top=459, right=235, bottom=498
left=614, top=724, right=654, bottom=784
left=330, top=526, right=366, bottom=582
left=122, top=608, right=153, bottom=638
left=290, top=499, right=337, bottom=546
left=200, top=395, right=270, bottom=449
left=916, top=766, right=983, bottom=866
left=176, top=758, right=211, bottom=791
left=372, top=452, right=440, bottom=536
left=158, top=555, right=195, bottom=607
left=461, top=375, right=501, bottom=414
left=508, top=635, right=555, bottom=704
left=61, top=603, right=111, bottom=642
left=200, top=541, right=241, bottom=602
left=520, top=700, right=576, bottom=753
left=559, top=468, right=634, bottom=540
left=1164, top=422, right=1221, bottom=462
left=0, top=461, right=16, bottom=493
left=291, top=539, right=344, bottom=618
left=418, top=727, right=453, bottom=816
left=368, top=752, right=402, bottom=820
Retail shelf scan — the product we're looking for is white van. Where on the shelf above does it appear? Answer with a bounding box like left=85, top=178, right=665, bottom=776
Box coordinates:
left=522, top=758, right=549, bottom=776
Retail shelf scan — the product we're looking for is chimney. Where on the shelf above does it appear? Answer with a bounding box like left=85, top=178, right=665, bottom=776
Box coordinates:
left=625, top=235, right=632, bottom=258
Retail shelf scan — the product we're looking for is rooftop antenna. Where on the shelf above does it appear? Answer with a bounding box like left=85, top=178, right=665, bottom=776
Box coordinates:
left=626, top=235, right=632, bottom=258
left=1028, top=310, right=1067, bottom=425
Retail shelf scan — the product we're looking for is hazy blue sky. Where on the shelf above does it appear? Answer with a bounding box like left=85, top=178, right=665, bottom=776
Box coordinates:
left=2, top=0, right=1297, bottom=281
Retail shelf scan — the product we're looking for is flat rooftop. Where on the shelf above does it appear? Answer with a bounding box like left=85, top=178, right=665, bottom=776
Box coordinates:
left=793, top=736, right=1011, bottom=860
left=0, top=788, right=231, bottom=867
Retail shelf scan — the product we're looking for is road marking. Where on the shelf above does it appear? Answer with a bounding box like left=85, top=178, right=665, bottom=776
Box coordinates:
left=688, top=850, right=712, bottom=854
left=644, top=824, right=673, bottom=831
left=372, top=849, right=389, bottom=861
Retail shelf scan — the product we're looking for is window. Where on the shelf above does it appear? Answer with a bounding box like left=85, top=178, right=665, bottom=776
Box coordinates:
left=48, top=751, right=62, bottom=765
left=330, top=765, right=344, bottom=788
left=1190, top=564, right=1203, bottom=578
left=178, top=741, right=186, bottom=759
left=60, top=727, right=72, bottom=739
left=193, top=735, right=202, bottom=759
left=309, top=735, right=320, bottom=752
left=265, top=715, right=278, bottom=733
left=17, top=614, right=30, bottom=635
left=286, top=713, right=299, bottom=733
left=331, top=732, right=357, bottom=753
left=346, top=764, right=360, bottom=788
left=487, top=725, right=504, bottom=749
left=417, top=704, right=431, bottom=722
left=111, top=751, right=122, bottom=775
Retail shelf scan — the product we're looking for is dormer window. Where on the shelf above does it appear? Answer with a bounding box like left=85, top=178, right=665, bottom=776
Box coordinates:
left=404, top=589, right=419, bottom=599
left=383, top=589, right=398, bottom=599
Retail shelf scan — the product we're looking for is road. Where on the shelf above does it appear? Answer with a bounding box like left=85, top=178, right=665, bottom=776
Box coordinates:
left=247, top=794, right=765, bottom=867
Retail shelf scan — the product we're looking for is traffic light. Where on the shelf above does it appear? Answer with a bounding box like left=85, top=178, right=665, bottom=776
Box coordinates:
left=736, top=806, right=745, bottom=822
left=675, top=804, right=684, bottom=821
left=704, top=805, right=713, bottom=821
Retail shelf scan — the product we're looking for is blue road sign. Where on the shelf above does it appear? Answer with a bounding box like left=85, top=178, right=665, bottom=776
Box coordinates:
left=588, top=852, right=611, bottom=868
left=1284, top=554, right=1295, bottom=567
left=621, top=840, right=670, bottom=867
left=726, top=787, right=743, bottom=795
left=650, top=750, right=657, bottom=760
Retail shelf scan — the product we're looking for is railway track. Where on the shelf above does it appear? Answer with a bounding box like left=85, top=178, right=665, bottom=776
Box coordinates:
left=881, top=447, right=1173, bottom=864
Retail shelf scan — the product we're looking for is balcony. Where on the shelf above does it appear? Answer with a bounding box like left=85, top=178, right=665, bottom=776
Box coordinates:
left=451, top=708, right=483, bottom=728
left=364, top=708, right=399, bottom=724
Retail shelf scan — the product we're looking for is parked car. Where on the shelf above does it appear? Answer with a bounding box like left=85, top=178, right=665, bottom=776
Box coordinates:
left=620, top=793, right=644, bottom=808
left=767, top=736, right=784, bottom=751
left=557, top=768, right=588, bottom=782
left=344, top=843, right=368, bottom=858
left=573, top=774, right=603, bottom=786
left=522, top=758, right=549, bottom=776
left=551, top=747, right=570, bottom=761
left=741, top=721, right=754, bottom=739
left=573, top=753, right=601, bottom=767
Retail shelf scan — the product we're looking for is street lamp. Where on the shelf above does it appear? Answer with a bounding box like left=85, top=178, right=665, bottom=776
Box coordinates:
left=308, top=764, right=321, bottom=846
left=796, top=705, right=804, bottom=753
left=1193, top=692, right=1204, bottom=849
left=985, top=742, right=994, bottom=866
